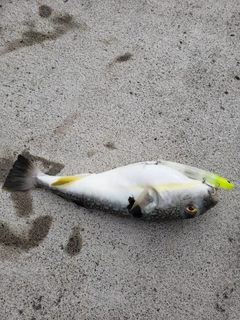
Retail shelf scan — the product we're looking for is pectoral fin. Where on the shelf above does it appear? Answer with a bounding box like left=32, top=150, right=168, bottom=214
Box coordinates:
left=130, top=187, right=159, bottom=215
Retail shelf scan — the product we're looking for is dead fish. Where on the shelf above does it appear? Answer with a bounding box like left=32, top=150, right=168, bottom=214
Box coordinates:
left=2, top=155, right=234, bottom=220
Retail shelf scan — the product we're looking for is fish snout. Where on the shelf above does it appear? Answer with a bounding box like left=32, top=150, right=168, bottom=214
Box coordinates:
left=207, top=188, right=219, bottom=207
left=199, top=191, right=218, bottom=215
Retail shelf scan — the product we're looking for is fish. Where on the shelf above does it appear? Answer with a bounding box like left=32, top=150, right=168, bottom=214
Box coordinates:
left=2, top=155, right=234, bottom=220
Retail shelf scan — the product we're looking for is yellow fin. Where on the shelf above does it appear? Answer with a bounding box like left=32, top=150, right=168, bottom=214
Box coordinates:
left=51, top=176, right=85, bottom=186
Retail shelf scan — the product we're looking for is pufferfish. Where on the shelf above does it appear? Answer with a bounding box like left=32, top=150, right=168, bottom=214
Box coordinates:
left=2, top=155, right=234, bottom=220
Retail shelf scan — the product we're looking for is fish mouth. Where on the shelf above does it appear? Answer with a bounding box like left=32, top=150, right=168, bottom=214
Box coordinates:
left=210, top=196, right=219, bottom=207
left=208, top=188, right=219, bottom=206
left=199, top=192, right=218, bottom=215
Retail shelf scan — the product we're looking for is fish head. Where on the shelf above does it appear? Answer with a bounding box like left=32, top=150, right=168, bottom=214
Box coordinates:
left=174, top=183, right=218, bottom=219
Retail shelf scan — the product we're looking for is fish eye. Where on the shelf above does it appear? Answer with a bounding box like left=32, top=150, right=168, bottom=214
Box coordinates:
left=185, top=204, right=197, bottom=215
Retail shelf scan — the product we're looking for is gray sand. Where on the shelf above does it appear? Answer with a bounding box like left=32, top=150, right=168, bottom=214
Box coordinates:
left=0, top=1, right=239, bottom=319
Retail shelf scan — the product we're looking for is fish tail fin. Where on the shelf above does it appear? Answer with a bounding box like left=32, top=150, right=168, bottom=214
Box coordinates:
left=2, top=155, right=42, bottom=191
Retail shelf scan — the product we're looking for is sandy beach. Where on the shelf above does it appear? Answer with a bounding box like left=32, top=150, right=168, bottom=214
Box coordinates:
left=0, top=1, right=239, bottom=319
